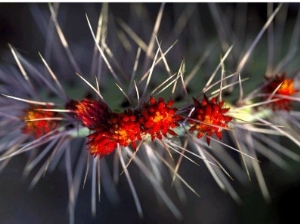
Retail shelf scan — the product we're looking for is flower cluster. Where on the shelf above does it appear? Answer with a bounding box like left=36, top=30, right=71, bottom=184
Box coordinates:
left=72, top=95, right=232, bottom=157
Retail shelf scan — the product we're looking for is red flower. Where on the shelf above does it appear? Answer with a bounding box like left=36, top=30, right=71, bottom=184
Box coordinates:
left=188, top=95, right=232, bottom=144
left=21, top=104, right=60, bottom=139
left=73, top=98, right=110, bottom=130
left=139, top=96, right=182, bottom=141
left=86, top=110, right=142, bottom=157
left=109, top=110, right=142, bottom=148
left=263, top=73, right=298, bottom=111
left=87, top=131, right=117, bottom=157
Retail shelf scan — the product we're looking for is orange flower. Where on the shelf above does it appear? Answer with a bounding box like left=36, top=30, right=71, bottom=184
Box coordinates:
left=73, top=98, right=110, bottom=130
left=188, top=95, right=232, bottom=144
left=21, top=104, right=60, bottom=139
left=263, top=73, right=298, bottom=111
left=139, top=96, right=182, bottom=141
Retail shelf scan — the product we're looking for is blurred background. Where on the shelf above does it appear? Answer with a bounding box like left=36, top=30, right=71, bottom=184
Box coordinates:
left=0, top=3, right=300, bottom=224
